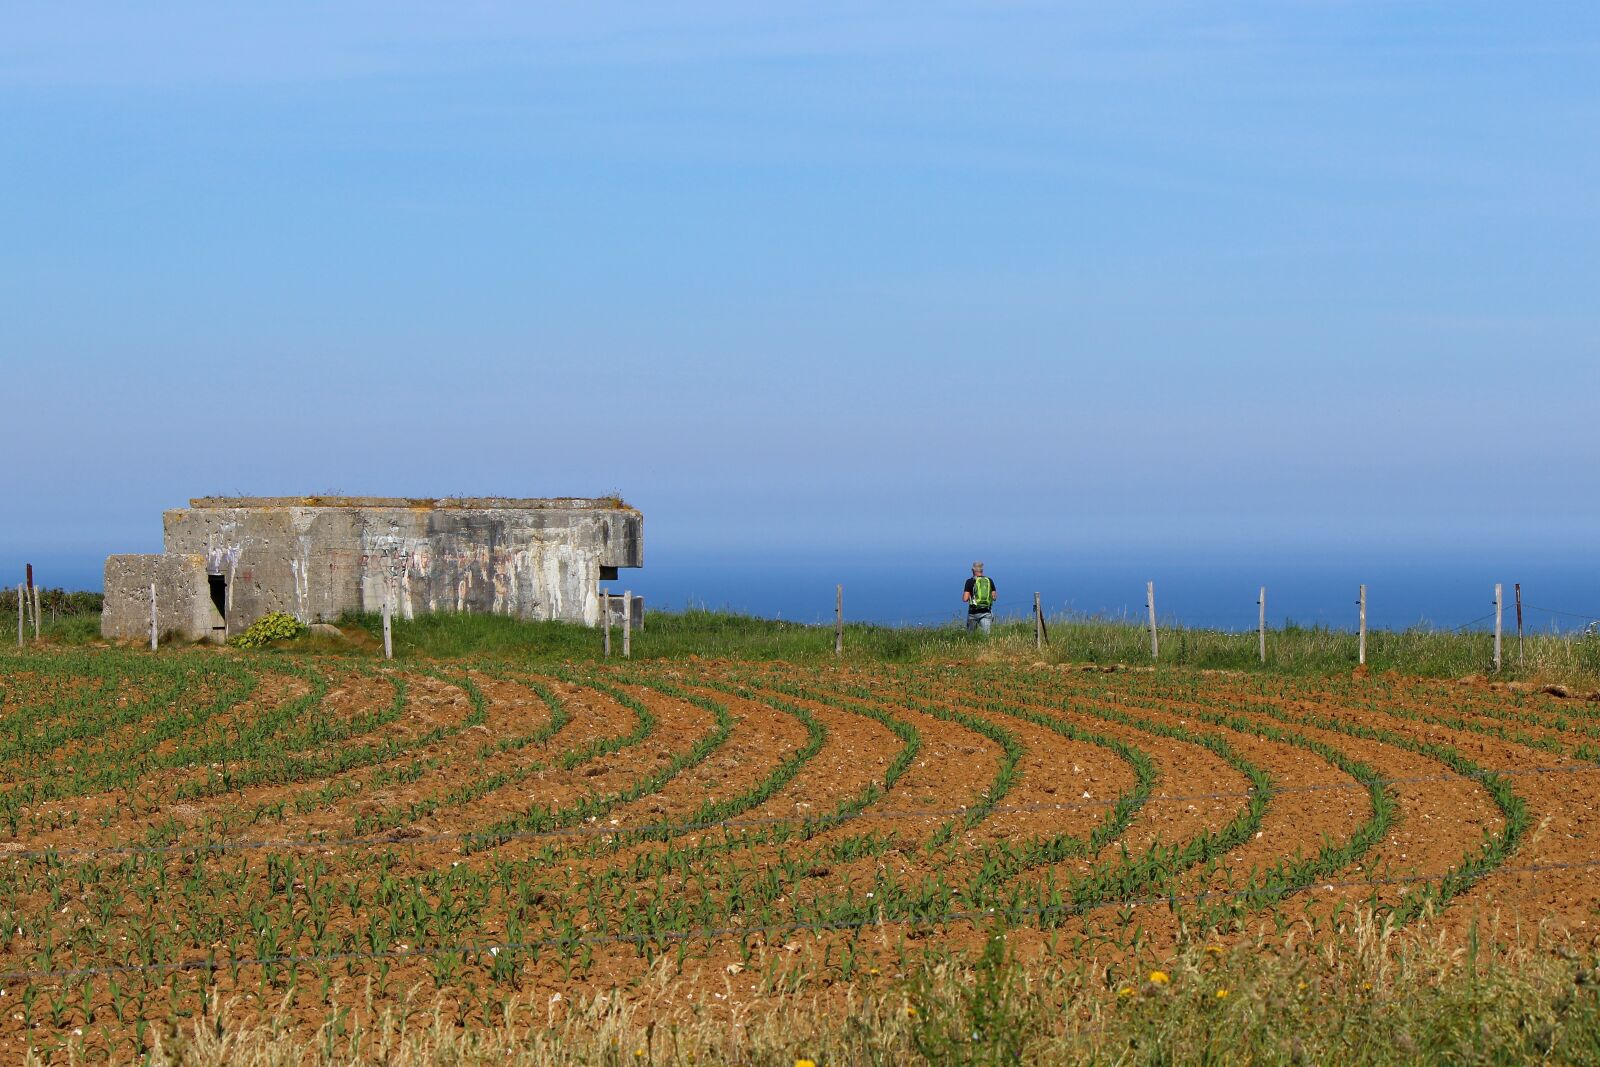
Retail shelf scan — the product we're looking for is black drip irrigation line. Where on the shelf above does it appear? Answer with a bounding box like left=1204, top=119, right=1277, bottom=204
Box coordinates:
left=5, top=761, right=1599, bottom=864
left=3, top=855, right=1600, bottom=986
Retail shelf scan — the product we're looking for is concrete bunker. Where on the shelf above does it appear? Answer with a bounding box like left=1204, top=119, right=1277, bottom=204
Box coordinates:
left=102, top=496, right=643, bottom=643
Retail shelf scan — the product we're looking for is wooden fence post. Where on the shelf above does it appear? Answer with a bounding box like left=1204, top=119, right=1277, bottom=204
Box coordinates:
left=1146, top=581, right=1159, bottom=660
left=27, top=565, right=39, bottom=642
left=1515, top=583, right=1523, bottom=669
left=602, top=590, right=611, bottom=658
left=1258, top=586, right=1267, bottom=664
left=1493, top=583, right=1503, bottom=673
left=622, top=591, right=632, bottom=658
left=835, top=584, right=843, bottom=657
left=381, top=587, right=393, bottom=660
left=149, top=583, right=159, bottom=652
left=1034, top=592, right=1042, bottom=651
left=1358, top=584, right=1367, bottom=666
left=16, top=583, right=22, bottom=648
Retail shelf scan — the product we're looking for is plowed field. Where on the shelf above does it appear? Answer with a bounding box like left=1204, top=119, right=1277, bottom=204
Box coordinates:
left=2, top=650, right=1598, bottom=1061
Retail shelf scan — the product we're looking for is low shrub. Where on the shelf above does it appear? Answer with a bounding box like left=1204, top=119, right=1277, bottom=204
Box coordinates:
left=231, top=611, right=307, bottom=648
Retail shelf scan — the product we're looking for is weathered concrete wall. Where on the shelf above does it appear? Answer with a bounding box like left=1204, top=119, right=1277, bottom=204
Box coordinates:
left=600, top=594, right=646, bottom=630
left=101, top=554, right=220, bottom=643
left=155, top=498, right=642, bottom=631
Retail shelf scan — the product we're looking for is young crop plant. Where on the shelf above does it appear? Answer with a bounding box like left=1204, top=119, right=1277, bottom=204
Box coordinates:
left=936, top=675, right=1278, bottom=927
left=0, top=651, right=1589, bottom=1060
left=458, top=671, right=686, bottom=852
left=338, top=670, right=580, bottom=836
left=1205, top=685, right=1533, bottom=924
left=494, top=680, right=927, bottom=919
left=613, top=672, right=826, bottom=840
left=1013, top=664, right=1535, bottom=927
left=950, top=667, right=1398, bottom=920
left=783, top=670, right=1164, bottom=915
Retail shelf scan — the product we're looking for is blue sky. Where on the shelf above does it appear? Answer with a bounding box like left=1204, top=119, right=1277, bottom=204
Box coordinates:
left=3, top=2, right=1597, bottom=591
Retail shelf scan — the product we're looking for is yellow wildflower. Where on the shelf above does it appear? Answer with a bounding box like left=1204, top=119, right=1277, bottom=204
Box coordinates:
left=1116, top=985, right=1135, bottom=998
left=1204, top=945, right=1223, bottom=957
left=1215, top=988, right=1230, bottom=1000
left=796, top=1060, right=818, bottom=1067
left=1148, top=970, right=1171, bottom=986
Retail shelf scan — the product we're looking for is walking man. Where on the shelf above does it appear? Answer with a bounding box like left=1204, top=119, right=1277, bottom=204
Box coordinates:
left=963, top=561, right=996, bottom=635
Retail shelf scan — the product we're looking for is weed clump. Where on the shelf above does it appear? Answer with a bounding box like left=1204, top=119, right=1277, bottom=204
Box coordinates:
left=230, top=611, right=307, bottom=648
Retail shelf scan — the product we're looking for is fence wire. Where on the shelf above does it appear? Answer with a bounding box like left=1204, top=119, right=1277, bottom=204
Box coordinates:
left=1525, top=604, right=1600, bottom=624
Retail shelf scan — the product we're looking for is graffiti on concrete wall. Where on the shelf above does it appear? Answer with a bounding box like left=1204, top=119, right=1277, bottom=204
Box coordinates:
left=348, top=530, right=595, bottom=622
left=359, top=535, right=425, bottom=619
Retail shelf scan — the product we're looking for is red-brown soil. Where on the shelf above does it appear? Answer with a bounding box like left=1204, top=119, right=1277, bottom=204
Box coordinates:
left=2, top=657, right=1597, bottom=1062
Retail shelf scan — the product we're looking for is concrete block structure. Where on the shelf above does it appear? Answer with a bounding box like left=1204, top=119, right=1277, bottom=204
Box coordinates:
left=102, top=497, right=643, bottom=643
left=102, top=553, right=220, bottom=643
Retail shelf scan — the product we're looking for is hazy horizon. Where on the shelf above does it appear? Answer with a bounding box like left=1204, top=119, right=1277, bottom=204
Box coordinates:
left=20, top=536, right=1598, bottom=636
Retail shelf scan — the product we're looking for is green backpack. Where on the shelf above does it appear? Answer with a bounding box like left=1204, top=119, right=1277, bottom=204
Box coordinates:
left=971, top=576, right=994, bottom=609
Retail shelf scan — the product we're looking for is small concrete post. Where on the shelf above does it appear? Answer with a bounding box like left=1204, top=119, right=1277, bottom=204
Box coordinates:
left=381, top=589, right=393, bottom=660
left=1258, top=586, right=1267, bottom=664
left=622, top=590, right=632, bottom=658
left=1358, top=584, right=1367, bottom=666
left=149, top=583, right=158, bottom=652
left=1034, top=591, right=1042, bottom=651
left=1146, top=581, right=1159, bottom=660
left=835, top=584, right=843, bottom=657
left=1493, top=583, right=1504, bottom=673
left=602, top=590, right=611, bottom=658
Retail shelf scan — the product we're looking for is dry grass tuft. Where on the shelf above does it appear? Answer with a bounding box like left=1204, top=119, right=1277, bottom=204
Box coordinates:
left=105, top=913, right=1600, bottom=1066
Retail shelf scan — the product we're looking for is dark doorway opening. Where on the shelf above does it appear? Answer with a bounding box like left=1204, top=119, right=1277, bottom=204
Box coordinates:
left=208, top=575, right=228, bottom=630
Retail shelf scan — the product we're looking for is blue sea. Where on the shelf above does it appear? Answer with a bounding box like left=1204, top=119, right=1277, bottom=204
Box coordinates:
left=20, top=549, right=1600, bottom=635
left=617, top=552, right=1600, bottom=635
